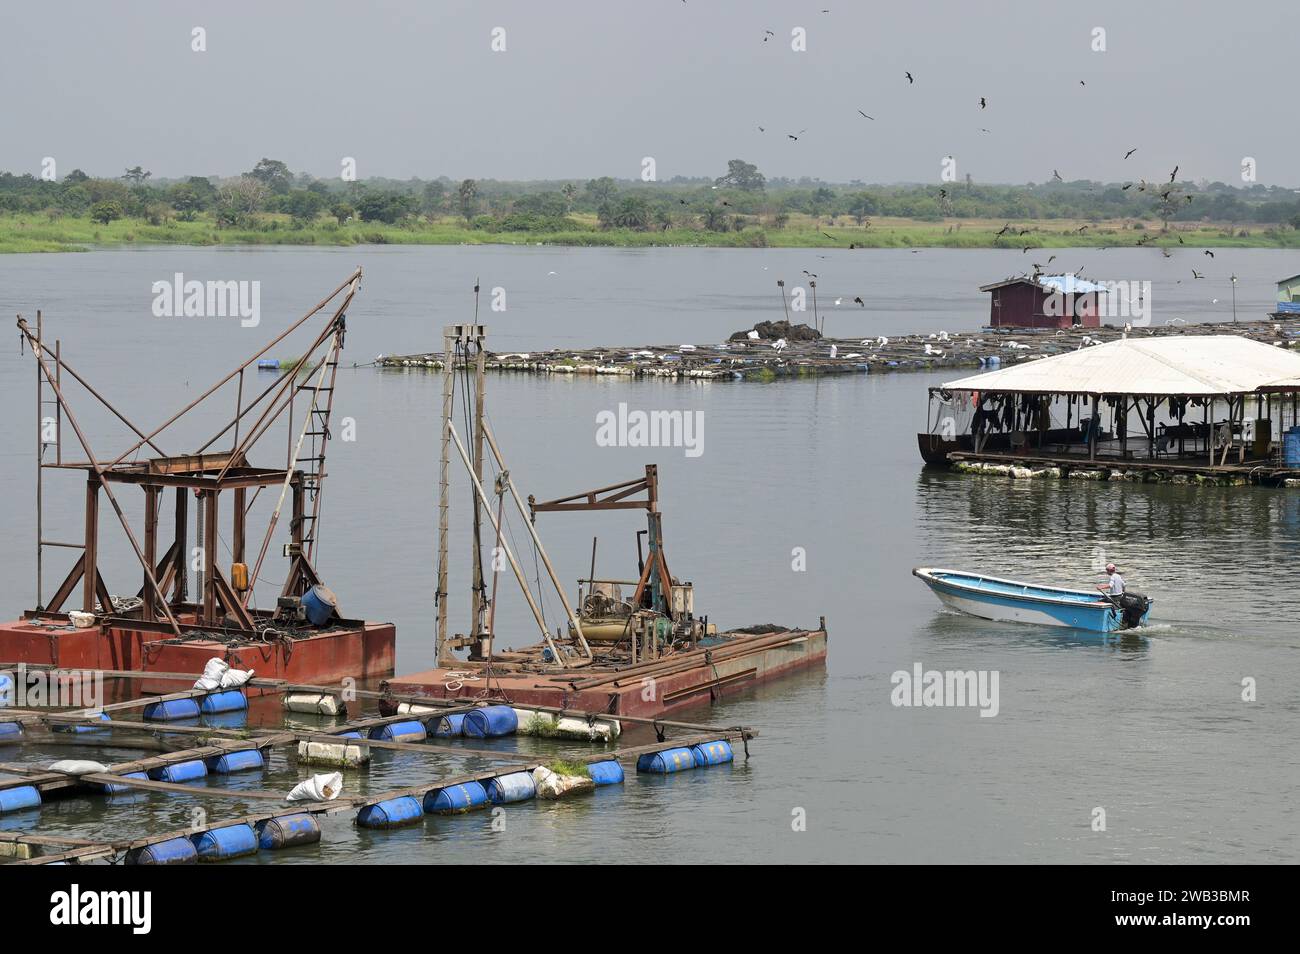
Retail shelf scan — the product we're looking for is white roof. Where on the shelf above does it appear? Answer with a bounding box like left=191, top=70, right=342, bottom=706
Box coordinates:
left=1037, top=274, right=1106, bottom=296
left=942, top=335, right=1300, bottom=396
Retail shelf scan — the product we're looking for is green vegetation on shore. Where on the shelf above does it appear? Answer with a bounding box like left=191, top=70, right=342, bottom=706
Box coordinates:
left=5, top=156, right=1300, bottom=253
left=6, top=212, right=1299, bottom=254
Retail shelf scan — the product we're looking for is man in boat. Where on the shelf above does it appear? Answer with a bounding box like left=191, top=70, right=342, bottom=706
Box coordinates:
left=1096, top=563, right=1125, bottom=597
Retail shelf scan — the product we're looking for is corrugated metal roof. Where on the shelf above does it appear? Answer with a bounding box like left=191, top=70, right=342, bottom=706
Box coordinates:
left=1037, top=274, right=1106, bottom=296
left=942, top=335, right=1300, bottom=396
left=978, top=274, right=1107, bottom=295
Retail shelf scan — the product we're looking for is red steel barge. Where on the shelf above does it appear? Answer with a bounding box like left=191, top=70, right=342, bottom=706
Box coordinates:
left=1, top=269, right=395, bottom=685
left=385, top=323, right=827, bottom=718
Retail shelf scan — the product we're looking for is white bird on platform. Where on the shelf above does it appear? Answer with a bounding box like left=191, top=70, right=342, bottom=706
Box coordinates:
left=938, top=330, right=950, bottom=342
left=877, top=336, right=889, bottom=347
left=772, top=338, right=788, bottom=351
left=830, top=344, right=838, bottom=358
left=835, top=297, right=843, bottom=306
left=924, top=343, right=943, bottom=356
left=747, top=330, right=760, bottom=340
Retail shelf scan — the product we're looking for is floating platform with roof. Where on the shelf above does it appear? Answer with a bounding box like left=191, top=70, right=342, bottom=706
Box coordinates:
left=918, top=334, right=1300, bottom=485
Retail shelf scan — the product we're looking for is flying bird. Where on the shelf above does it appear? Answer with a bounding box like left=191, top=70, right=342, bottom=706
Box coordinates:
left=995, top=223, right=1011, bottom=236
left=979, top=97, right=987, bottom=109
left=1192, top=270, right=1204, bottom=279
left=853, top=296, right=865, bottom=307
left=1204, top=249, right=1214, bottom=258
left=905, top=71, right=914, bottom=84
left=1052, top=170, right=1063, bottom=181
left=1170, top=165, right=1179, bottom=181
left=1124, top=148, right=1137, bottom=159
left=857, top=109, right=874, bottom=119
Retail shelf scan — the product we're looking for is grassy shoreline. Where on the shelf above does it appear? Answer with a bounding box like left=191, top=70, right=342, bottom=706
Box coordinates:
left=4, top=212, right=1300, bottom=254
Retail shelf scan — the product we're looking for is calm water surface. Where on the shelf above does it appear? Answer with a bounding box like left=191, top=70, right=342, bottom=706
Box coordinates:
left=0, top=246, right=1296, bottom=863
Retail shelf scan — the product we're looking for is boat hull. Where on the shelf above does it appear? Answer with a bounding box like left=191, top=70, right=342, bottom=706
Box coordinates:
left=912, top=568, right=1151, bottom=634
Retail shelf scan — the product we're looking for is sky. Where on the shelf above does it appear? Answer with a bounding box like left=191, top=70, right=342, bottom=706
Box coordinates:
left=1, top=0, right=1296, bottom=187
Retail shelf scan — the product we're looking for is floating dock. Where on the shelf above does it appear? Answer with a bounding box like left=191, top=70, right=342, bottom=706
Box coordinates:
left=0, top=664, right=756, bottom=864
left=370, top=318, right=1300, bottom=382
left=919, top=334, right=1300, bottom=487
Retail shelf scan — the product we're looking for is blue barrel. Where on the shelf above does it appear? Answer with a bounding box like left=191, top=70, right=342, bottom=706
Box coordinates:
left=0, top=721, right=23, bottom=740
left=257, top=813, right=321, bottom=850
left=430, top=713, right=465, bottom=737
left=485, top=771, right=536, bottom=804
left=301, top=584, right=338, bottom=626
left=690, top=740, right=734, bottom=766
left=207, top=749, right=265, bottom=774
left=357, top=795, right=423, bottom=829
left=200, top=710, right=248, bottom=730
left=1284, top=426, right=1300, bottom=468
left=127, top=837, right=197, bottom=865
left=423, top=781, right=488, bottom=814
left=636, top=747, right=698, bottom=774
left=98, top=771, right=149, bottom=795
left=257, top=359, right=280, bottom=370
left=0, top=785, right=41, bottom=813
left=587, top=760, right=625, bottom=786
left=462, top=705, right=518, bottom=738
left=143, top=698, right=201, bottom=721
left=334, top=730, right=362, bottom=739
left=150, top=759, right=207, bottom=783
left=368, top=720, right=426, bottom=742
left=192, top=824, right=258, bottom=861
left=199, top=690, right=248, bottom=714
left=54, top=712, right=111, bottom=734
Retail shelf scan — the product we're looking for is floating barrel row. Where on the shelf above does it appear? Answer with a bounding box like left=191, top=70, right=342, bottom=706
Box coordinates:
left=53, top=712, right=112, bottom=734
left=0, top=746, right=269, bottom=814
left=143, top=690, right=248, bottom=721
left=384, top=704, right=621, bottom=742
left=356, top=761, right=626, bottom=829
left=635, top=740, right=735, bottom=774
left=125, top=813, right=322, bottom=864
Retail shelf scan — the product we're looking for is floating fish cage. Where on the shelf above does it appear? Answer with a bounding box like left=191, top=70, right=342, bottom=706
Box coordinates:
left=0, top=662, right=753, bottom=865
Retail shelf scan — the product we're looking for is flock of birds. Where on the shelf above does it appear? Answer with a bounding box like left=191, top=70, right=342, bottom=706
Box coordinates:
left=747, top=65, right=1237, bottom=309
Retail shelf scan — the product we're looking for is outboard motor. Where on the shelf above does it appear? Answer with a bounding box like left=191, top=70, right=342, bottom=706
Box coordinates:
left=1118, top=591, right=1149, bottom=629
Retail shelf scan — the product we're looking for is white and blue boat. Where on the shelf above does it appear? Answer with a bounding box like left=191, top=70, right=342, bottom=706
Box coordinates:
left=912, top=568, right=1152, bottom=633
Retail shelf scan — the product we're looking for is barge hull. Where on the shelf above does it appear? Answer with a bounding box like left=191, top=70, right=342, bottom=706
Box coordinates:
left=389, top=628, right=827, bottom=718
left=0, top=617, right=395, bottom=685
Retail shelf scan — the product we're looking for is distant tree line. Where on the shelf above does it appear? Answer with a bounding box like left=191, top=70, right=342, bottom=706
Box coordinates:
left=4, top=157, right=1300, bottom=234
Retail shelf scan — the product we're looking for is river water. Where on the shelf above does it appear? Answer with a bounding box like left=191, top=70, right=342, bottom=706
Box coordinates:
left=0, top=245, right=1296, bottom=864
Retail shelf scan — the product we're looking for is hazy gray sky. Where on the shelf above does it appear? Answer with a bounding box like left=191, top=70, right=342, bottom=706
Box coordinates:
left=3, top=0, right=1295, bottom=186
